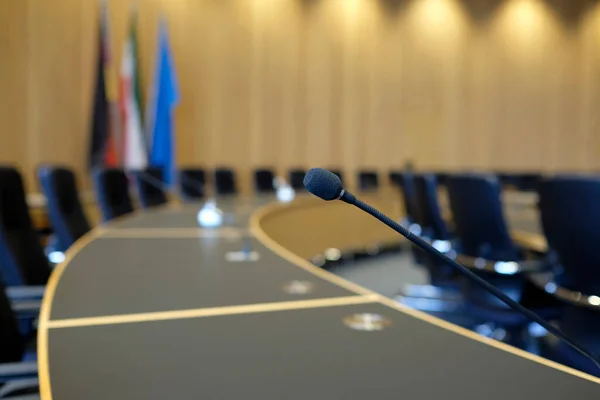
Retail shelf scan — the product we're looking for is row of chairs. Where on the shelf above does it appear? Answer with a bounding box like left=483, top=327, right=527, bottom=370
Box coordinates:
left=101, top=167, right=539, bottom=222
left=0, top=164, right=559, bottom=396
left=0, top=163, right=546, bottom=288
left=0, top=164, right=411, bottom=397
left=98, top=167, right=378, bottom=219
left=400, top=172, right=599, bottom=294
left=396, top=171, right=600, bottom=374
left=177, top=167, right=382, bottom=195
left=393, top=171, right=542, bottom=191
left=0, top=164, right=297, bottom=397
left=0, top=167, right=48, bottom=396
left=0, top=165, right=389, bottom=278
left=108, top=167, right=542, bottom=205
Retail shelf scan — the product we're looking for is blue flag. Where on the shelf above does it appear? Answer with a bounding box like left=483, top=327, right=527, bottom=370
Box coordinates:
left=148, top=20, right=179, bottom=185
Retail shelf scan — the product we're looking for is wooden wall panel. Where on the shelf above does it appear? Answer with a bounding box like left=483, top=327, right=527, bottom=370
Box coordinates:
left=1, top=0, right=600, bottom=192
left=0, top=0, right=29, bottom=184
left=27, top=1, right=89, bottom=187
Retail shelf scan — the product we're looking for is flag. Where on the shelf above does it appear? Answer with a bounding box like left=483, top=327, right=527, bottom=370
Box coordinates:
left=120, top=7, right=147, bottom=170
left=89, top=0, right=117, bottom=168
left=147, top=19, right=179, bottom=185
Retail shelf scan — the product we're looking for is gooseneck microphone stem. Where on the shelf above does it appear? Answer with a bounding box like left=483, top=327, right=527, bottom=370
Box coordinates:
left=342, top=191, right=600, bottom=370
left=180, top=174, right=206, bottom=197
left=135, top=171, right=171, bottom=193
left=303, top=167, right=600, bottom=369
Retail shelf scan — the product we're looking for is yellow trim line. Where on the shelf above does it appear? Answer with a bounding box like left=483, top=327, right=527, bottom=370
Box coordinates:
left=38, top=229, right=101, bottom=400
left=37, top=203, right=599, bottom=400
left=100, top=227, right=248, bottom=238
left=250, top=203, right=600, bottom=385
left=46, top=295, right=379, bottom=329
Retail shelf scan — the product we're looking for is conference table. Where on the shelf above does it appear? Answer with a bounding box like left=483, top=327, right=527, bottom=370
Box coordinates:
left=38, top=192, right=600, bottom=399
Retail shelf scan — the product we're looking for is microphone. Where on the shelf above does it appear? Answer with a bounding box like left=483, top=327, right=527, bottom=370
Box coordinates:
left=304, top=168, right=600, bottom=370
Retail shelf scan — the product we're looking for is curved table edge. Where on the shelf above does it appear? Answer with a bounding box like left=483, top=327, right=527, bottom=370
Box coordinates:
left=36, top=202, right=598, bottom=400
left=250, top=202, right=600, bottom=385
left=37, top=205, right=176, bottom=400
left=38, top=229, right=102, bottom=400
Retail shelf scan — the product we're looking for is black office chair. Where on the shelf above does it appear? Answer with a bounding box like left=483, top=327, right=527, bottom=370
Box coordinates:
left=93, top=168, right=134, bottom=222
left=132, top=168, right=168, bottom=209
left=397, top=172, right=418, bottom=226
left=0, top=167, right=50, bottom=287
left=536, top=176, right=600, bottom=374
left=515, top=173, right=542, bottom=192
left=434, top=172, right=450, bottom=188
left=447, top=174, right=532, bottom=335
left=179, top=168, right=206, bottom=200
left=0, top=282, right=39, bottom=397
left=539, top=176, right=600, bottom=293
left=394, top=173, right=464, bottom=313
left=37, top=166, right=91, bottom=252
left=214, top=168, right=237, bottom=196
left=288, top=169, right=306, bottom=191
left=414, top=174, right=454, bottom=285
left=549, top=306, right=600, bottom=376
left=497, top=173, right=518, bottom=188
left=357, top=171, right=379, bottom=191
left=253, top=169, right=275, bottom=193
left=389, top=170, right=403, bottom=188
left=414, top=174, right=451, bottom=242
left=393, top=171, right=427, bottom=268
left=448, top=174, right=521, bottom=262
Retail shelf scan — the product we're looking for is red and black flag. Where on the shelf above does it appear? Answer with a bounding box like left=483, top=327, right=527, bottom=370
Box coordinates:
left=89, top=0, right=118, bottom=169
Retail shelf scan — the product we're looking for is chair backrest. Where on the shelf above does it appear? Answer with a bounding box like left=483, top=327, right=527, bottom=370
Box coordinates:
left=132, top=168, right=168, bottom=209
left=214, top=168, right=237, bottom=195
left=389, top=171, right=403, bottom=188
left=555, top=305, right=600, bottom=373
left=497, top=173, right=518, bottom=187
left=0, top=167, right=50, bottom=286
left=288, top=169, right=306, bottom=190
left=434, top=172, right=450, bottom=188
left=414, top=173, right=449, bottom=240
left=93, top=168, right=134, bottom=221
left=0, top=284, right=24, bottom=363
left=539, top=176, right=600, bottom=293
left=397, top=172, right=418, bottom=222
left=37, top=166, right=91, bottom=251
left=447, top=174, right=519, bottom=261
left=358, top=171, right=379, bottom=191
left=254, top=169, right=275, bottom=193
left=515, top=173, right=542, bottom=192
left=179, top=168, right=206, bottom=199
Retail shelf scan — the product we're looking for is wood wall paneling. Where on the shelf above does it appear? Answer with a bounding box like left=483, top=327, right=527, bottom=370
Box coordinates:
left=0, top=1, right=29, bottom=184
left=2, top=0, right=600, bottom=192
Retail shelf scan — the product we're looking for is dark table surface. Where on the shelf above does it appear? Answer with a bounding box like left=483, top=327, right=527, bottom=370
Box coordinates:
left=39, top=196, right=600, bottom=399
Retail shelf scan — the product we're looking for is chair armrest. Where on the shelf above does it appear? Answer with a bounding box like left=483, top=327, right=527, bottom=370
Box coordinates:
left=6, top=286, right=45, bottom=301
left=0, top=362, right=38, bottom=384
left=0, top=378, right=39, bottom=398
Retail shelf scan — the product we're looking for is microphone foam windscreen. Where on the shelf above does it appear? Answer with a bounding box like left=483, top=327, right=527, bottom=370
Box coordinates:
left=304, top=168, right=343, bottom=201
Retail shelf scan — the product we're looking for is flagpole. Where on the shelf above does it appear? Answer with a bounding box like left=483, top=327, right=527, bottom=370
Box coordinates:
left=102, top=0, right=123, bottom=166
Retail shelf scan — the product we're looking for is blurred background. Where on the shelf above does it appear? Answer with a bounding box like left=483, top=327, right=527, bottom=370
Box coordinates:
left=2, top=0, right=600, bottom=397
left=2, top=0, right=600, bottom=190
